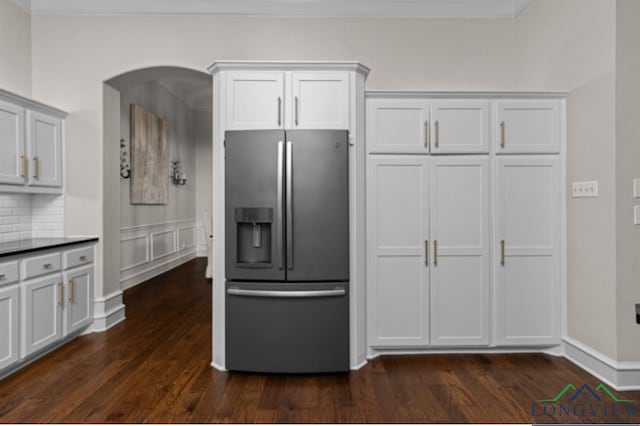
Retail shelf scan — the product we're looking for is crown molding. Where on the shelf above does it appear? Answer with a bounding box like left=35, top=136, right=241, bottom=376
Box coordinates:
left=208, top=60, right=370, bottom=77
left=24, top=0, right=531, bottom=18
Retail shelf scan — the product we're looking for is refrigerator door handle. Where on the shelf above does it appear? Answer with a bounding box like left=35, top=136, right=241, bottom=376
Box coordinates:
left=227, top=288, right=346, bottom=298
left=286, top=141, right=294, bottom=270
left=276, top=141, right=284, bottom=269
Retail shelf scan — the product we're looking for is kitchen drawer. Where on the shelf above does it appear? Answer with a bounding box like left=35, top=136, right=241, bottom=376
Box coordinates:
left=64, top=246, right=93, bottom=270
left=22, top=252, right=61, bottom=280
left=0, top=261, right=19, bottom=286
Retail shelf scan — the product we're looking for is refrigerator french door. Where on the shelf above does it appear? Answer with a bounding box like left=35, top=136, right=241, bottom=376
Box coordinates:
left=224, top=129, right=349, bottom=373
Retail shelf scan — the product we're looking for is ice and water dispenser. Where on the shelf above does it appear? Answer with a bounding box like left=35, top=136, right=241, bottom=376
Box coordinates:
left=234, top=207, right=273, bottom=267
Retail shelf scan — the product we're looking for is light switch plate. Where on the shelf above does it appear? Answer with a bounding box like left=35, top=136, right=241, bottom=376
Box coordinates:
left=635, top=206, right=640, bottom=225
left=634, top=179, right=640, bottom=198
left=572, top=181, right=599, bottom=198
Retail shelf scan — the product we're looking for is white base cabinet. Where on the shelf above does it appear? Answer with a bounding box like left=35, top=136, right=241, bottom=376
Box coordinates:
left=0, top=285, right=19, bottom=371
left=0, top=242, right=96, bottom=378
left=366, top=92, right=564, bottom=352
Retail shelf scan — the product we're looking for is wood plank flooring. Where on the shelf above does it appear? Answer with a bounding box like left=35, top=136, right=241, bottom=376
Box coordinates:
left=1, top=258, right=639, bottom=423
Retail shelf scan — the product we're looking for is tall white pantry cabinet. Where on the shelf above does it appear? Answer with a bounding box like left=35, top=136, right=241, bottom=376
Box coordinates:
left=366, top=93, right=564, bottom=354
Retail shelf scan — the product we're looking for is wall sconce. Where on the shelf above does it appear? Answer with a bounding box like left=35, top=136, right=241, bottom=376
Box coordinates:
left=120, top=138, right=131, bottom=179
left=170, top=158, right=187, bottom=186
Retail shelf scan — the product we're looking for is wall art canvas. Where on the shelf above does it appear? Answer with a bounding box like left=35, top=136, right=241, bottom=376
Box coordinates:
left=130, top=103, right=168, bottom=204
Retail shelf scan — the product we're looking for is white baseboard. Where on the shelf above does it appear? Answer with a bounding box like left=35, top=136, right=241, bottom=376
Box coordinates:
left=211, top=361, right=227, bottom=371
left=563, top=337, right=640, bottom=390
left=367, top=345, right=562, bottom=360
left=91, top=291, right=126, bottom=332
left=120, top=250, right=197, bottom=289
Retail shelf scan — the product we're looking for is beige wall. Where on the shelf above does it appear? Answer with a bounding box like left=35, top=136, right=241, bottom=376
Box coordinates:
left=27, top=1, right=631, bottom=360
left=615, top=0, right=640, bottom=362
left=0, top=1, right=31, bottom=97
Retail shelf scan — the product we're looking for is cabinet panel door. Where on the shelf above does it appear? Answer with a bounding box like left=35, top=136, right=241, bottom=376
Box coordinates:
left=431, top=100, right=489, bottom=154
left=225, top=72, right=285, bottom=130
left=367, top=99, right=430, bottom=154
left=0, top=100, right=26, bottom=185
left=290, top=72, right=349, bottom=129
left=429, top=157, right=489, bottom=345
left=495, top=157, right=560, bottom=345
left=22, top=274, right=63, bottom=357
left=0, top=285, right=19, bottom=371
left=27, top=111, right=62, bottom=187
left=368, top=156, right=429, bottom=347
left=495, top=100, right=560, bottom=154
left=64, top=266, right=94, bottom=335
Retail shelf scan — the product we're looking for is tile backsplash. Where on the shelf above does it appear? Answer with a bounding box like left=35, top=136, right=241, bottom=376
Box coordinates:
left=0, top=193, right=65, bottom=242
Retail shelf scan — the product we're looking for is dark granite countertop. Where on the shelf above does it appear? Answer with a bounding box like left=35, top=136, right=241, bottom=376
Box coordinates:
left=0, top=237, right=99, bottom=258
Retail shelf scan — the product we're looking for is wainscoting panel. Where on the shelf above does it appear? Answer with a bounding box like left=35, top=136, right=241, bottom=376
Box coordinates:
left=120, top=219, right=198, bottom=289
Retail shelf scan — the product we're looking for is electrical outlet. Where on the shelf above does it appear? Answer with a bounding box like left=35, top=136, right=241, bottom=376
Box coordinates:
left=572, top=181, right=599, bottom=198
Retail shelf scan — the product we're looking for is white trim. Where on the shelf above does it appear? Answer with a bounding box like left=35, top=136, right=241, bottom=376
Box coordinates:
left=367, top=90, right=567, bottom=99
left=120, top=250, right=197, bottom=289
left=119, top=234, right=150, bottom=272
left=90, top=291, right=126, bottom=332
left=27, top=0, right=531, bottom=18
left=0, top=88, right=67, bottom=118
left=209, top=61, right=370, bottom=77
left=368, top=346, right=563, bottom=359
left=563, top=337, right=640, bottom=391
left=150, top=229, right=178, bottom=261
left=120, top=217, right=196, bottom=233
left=177, top=226, right=196, bottom=250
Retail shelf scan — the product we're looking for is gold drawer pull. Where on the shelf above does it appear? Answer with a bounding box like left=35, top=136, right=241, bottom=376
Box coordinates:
left=433, top=240, right=438, bottom=267
left=500, top=121, right=506, bottom=148
left=58, top=282, right=63, bottom=305
left=424, top=240, right=429, bottom=267
left=79, top=255, right=88, bottom=261
left=43, top=262, right=53, bottom=269
left=33, top=156, right=40, bottom=179
left=434, top=120, right=440, bottom=148
left=21, top=154, right=27, bottom=178
left=500, top=240, right=505, bottom=266
left=69, top=278, right=75, bottom=303
left=0, top=274, right=6, bottom=280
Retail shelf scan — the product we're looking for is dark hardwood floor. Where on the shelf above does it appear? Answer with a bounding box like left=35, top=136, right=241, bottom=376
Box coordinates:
left=1, top=258, right=639, bottom=423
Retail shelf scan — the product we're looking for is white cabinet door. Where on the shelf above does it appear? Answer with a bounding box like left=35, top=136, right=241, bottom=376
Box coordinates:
left=495, top=100, right=561, bottom=154
left=63, top=266, right=94, bottom=336
left=0, top=100, right=26, bottom=185
left=27, top=111, right=62, bottom=187
left=368, top=156, right=429, bottom=347
left=429, top=157, right=490, bottom=345
left=367, top=99, right=430, bottom=154
left=290, top=72, right=349, bottom=129
left=22, top=274, right=63, bottom=357
left=431, top=100, right=489, bottom=154
left=0, top=285, right=19, bottom=371
left=225, top=72, right=285, bottom=130
left=495, top=157, right=560, bottom=345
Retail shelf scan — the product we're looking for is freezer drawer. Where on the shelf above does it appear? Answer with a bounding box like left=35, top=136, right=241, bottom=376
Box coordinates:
left=225, top=281, right=349, bottom=373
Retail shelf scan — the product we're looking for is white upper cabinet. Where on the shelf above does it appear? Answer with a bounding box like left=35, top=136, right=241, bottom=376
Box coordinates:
left=27, top=111, right=62, bottom=187
left=0, top=100, right=26, bottom=185
left=429, top=157, right=489, bottom=346
left=367, top=98, right=430, bottom=154
left=368, top=156, right=430, bottom=347
left=225, top=71, right=285, bottom=129
left=289, top=72, right=349, bottom=129
left=495, top=100, right=561, bottom=154
left=431, top=100, right=489, bottom=154
left=495, top=157, right=560, bottom=346
left=0, top=90, right=66, bottom=193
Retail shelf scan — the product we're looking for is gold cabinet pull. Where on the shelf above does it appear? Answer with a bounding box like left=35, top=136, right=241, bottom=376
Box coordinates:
left=435, top=120, right=440, bottom=148
left=43, top=262, right=52, bottom=269
left=294, top=96, right=299, bottom=126
left=33, top=156, right=40, bottom=179
left=21, top=154, right=27, bottom=178
left=500, top=240, right=505, bottom=266
left=79, top=255, right=88, bottom=261
left=433, top=240, right=438, bottom=266
left=424, top=240, right=429, bottom=267
left=424, top=120, right=429, bottom=148
left=58, top=282, right=63, bottom=305
left=0, top=274, right=6, bottom=280
left=500, top=121, right=505, bottom=148
left=277, top=96, right=282, bottom=127
left=69, top=278, right=75, bottom=302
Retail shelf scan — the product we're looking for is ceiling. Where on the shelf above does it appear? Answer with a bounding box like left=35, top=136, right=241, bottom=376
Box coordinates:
left=14, top=0, right=532, bottom=18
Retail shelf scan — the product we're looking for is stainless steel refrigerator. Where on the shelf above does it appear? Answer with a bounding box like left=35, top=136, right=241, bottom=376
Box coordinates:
left=224, top=129, right=349, bottom=373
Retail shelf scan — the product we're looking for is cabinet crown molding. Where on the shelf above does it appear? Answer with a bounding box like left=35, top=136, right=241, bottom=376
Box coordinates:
left=208, top=60, right=370, bottom=77
left=366, top=90, right=567, bottom=99
left=0, top=88, right=67, bottom=119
